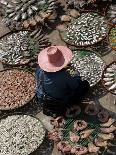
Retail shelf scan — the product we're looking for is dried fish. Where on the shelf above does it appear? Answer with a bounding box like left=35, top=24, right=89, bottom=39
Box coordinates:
left=68, top=50, right=105, bottom=87
left=1, top=0, right=56, bottom=29
left=0, top=30, right=50, bottom=65
left=102, top=62, right=116, bottom=94
left=98, top=133, right=114, bottom=140
left=0, top=115, right=45, bottom=155
left=88, top=142, right=100, bottom=153
left=57, top=141, right=72, bottom=153
left=73, top=120, right=87, bottom=131
left=85, top=104, right=99, bottom=115
left=0, top=69, right=36, bottom=110
left=80, top=129, right=94, bottom=139
left=63, top=12, right=108, bottom=46
left=69, top=131, right=80, bottom=142
left=98, top=110, right=109, bottom=123
left=100, top=118, right=115, bottom=127
left=100, top=125, right=116, bottom=133
left=71, top=145, right=88, bottom=154
left=94, top=138, right=108, bottom=148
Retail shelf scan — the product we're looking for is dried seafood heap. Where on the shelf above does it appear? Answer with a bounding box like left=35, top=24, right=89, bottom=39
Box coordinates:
left=0, top=30, right=50, bottom=65
left=62, top=12, right=108, bottom=47
left=0, top=69, right=36, bottom=110
left=108, top=25, right=116, bottom=51
left=66, top=0, right=96, bottom=10
left=102, top=62, right=116, bottom=95
left=67, top=50, right=105, bottom=87
left=107, top=4, right=116, bottom=21
left=0, top=115, right=45, bottom=155
left=48, top=104, right=116, bottom=155
left=0, top=0, right=56, bottom=29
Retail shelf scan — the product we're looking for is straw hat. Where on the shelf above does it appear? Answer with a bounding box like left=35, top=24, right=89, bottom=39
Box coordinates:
left=38, top=46, right=73, bottom=72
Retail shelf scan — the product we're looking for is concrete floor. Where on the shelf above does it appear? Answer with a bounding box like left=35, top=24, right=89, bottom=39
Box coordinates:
left=0, top=1, right=116, bottom=154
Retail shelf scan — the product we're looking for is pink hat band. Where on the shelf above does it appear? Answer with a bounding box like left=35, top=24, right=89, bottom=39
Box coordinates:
left=47, top=47, right=63, bottom=64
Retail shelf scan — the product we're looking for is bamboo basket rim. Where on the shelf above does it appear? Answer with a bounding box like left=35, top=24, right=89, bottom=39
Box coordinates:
left=108, top=24, right=116, bottom=51
left=101, top=61, right=116, bottom=95
left=59, top=11, right=110, bottom=48
left=0, top=112, right=46, bottom=155
left=68, top=48, right=106, bottom=87
left=0, top=68, right=36, bottom=110
left=0, top=29, right=38, bottom=66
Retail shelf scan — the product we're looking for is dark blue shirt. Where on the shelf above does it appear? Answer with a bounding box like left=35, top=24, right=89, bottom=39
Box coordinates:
left=36, top=66, right=81, bottom=103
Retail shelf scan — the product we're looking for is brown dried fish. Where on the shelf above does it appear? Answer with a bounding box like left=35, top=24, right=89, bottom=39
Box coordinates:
left=100, top=125, right=116, bottom=133
left=80, top=129, right=94, bottom=139
left=94, top=138, right=108, bottom=148
left=88, top=142, right=100, bottom=153
left=69, top=131, right=80, bottom=143
left=100, top=118, right=115, bottom=127
left=98, top=133, right=114, bottom=140
left=73, top=120, right=87, bottom=131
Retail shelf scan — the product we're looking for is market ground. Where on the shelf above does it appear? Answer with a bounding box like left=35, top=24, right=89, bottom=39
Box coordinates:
left=0, top=1, right=116, bottom=154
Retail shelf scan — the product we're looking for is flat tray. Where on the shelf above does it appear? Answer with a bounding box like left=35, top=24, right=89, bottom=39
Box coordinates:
left=0, top=113, right=46, bottom=155
left=0, top=30, right=49, bottom=66
left=108, top=25, right=116, bottom=51
left=67, top=49, right=106, bottom=87
left=0, top=69, right=36, bottom=110
left=59, top=12, right=109, bottom=48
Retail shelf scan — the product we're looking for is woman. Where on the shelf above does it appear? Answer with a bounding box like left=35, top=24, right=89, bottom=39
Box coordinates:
left=36, top=46, right=90, bottom=116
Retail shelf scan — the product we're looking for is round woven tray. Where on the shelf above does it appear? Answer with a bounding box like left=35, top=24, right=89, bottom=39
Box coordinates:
left=102, top=61, right=116, bottom=95
left=50, top=105, right=116, bottom=155
left=67, top=49, right=106, bottom=87
left=0, top=113, right=46, bottom=155
left=59, top=12, right=109, bottom=48
left=108, top=25, right=116, bottom=51
left=0, top=69, right=36, bottom=110
left=0, top=29, right=49, bottom=66
left=0, top=0, right=56, bottom=30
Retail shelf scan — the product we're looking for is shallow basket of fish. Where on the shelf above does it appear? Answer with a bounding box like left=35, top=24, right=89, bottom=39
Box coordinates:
left=108, top=25, right=116, bottom=51
left=0, top=30, right=50, bottom=66
left=0, top=0, right=56, bottom=30
left=0, top=114, right=46, bottom=155
left=102, top=61, right=116, bottom=95
left=60, top=12, right=108, bottom=47
left=0, top=69, right=36, bottom=110
left=48, top=104, right=116, bottom=155
left=67, top=49, right=106, bottom=87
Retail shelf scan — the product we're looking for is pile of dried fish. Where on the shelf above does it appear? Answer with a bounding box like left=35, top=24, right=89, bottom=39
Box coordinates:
left=67, top=50, right=105, bottom=86
left=0, top=0, right=56, bottom=29
left=102, top=62, right=116, bottom=95
left=49, top=106, right=116, bottom=155
left=0, top=69, right=36, bottom=110
left=0, top=30, right=50, bottom=65
left=0, top=115, right=45, bottom=155
left=66, top=0, right=96, bottom=10
left=62, top=12, right=108, bottom=47
left=108, top=25, right=116, bottom=51
left=107, top=4, right=116, bottom=20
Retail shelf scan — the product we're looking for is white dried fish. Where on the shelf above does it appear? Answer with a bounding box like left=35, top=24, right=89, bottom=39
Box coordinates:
left=106, top=67, right=115, bottom=73
left=109, top=83, right=116, bottom=91
left=104, top=73, right=114, bottom=78
left=104, top=81, right=115, bottom=86
left=103, top=77, right=114, bottom=82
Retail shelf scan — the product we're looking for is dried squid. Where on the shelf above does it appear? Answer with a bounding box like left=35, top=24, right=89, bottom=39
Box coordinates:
left=100, top=125, right=116, bottom=133
left=71, top=145, right=88, bottom=155
left=65, top=105, right=81, bottom=118
left=85, top=104, right=99, bottom=115
left=80, top=129, right=94, bottom=139
left=98, top=110, right=109, bottom=123
left=98, top=133, right=114, bottom=140
left=69, top=131, right=80, bottom=143
left=50, top=117, right=65, bottom=128
left=57, top=141, right=72, bottom=153
left=73, top=120, right=87, bottom=131
left=88, top=142, right=100, bottom=153
left=100, top=118, right=115, bottom=127
left=94, top=138, right=108, bottom=148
